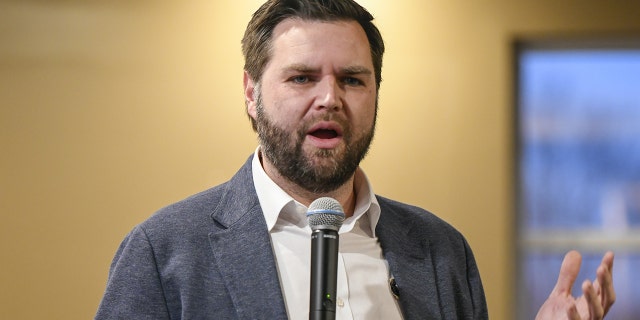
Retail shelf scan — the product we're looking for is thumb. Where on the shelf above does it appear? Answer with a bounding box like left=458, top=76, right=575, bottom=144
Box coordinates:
left=553, top=250, right=582, bottom=296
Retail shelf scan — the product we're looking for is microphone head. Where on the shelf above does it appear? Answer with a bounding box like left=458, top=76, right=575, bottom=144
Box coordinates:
left=307, top=197, right=345, bottom=231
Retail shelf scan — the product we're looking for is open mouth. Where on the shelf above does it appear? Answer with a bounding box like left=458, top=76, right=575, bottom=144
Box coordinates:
left=307, top=121, right=343, bottom=139
left=306, top=122, right=344, bottom=148
left=309, top=128, right=339, bottom=139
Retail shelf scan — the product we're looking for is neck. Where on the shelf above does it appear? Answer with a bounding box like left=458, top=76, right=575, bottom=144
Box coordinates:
left=259, top=153, right=357, bottom=217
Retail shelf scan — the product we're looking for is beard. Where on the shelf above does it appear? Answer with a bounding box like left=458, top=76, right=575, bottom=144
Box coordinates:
left=255, top=93, right=376, bottom=194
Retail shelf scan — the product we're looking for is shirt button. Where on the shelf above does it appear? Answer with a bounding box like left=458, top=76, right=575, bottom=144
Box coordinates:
left=337, top=298, right=344, bottom=307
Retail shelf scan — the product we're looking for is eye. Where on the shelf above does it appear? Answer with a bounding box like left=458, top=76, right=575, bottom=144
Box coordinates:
left=290, top=75, right=309, bottom=84
left=343, top=77, right=364, bottom=86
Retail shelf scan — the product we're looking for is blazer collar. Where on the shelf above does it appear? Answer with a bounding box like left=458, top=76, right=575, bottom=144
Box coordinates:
left=376, top=198, right=443, bottom=319
left=208, top=155, right=288, bottom=319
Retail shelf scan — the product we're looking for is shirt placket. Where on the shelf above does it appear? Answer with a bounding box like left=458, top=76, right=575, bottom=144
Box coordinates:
left=335, top=252, right=353, bottom=319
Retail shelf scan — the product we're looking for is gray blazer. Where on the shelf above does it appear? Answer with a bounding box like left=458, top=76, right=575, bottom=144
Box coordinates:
left=95, top=156, right=487, bottom=319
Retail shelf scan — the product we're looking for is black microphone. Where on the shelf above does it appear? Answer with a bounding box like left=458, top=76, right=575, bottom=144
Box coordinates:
left=307, top=197, right=345, bottom=320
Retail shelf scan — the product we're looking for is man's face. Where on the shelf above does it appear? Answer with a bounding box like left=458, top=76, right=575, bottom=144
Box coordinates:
left=245, top=18, right=378, bottom=193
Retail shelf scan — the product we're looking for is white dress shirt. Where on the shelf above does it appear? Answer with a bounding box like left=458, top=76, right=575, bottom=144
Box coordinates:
left=252, top=148, right=403, bottom=320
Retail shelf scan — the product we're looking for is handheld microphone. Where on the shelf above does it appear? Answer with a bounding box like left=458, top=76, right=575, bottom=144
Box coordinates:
left=307, top=197, right=345, bottom=320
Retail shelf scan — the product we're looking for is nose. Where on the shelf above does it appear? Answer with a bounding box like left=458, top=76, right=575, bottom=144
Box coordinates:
left=314, top=76, right=343, bottom=112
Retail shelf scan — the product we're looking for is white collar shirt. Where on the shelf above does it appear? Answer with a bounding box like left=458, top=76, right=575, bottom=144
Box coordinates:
left=252, top=147, right=403, bottom=320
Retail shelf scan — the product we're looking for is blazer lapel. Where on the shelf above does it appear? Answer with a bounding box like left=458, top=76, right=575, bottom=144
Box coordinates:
left=208, top=157, right=288, bottom=319
left=376, top=199, right=443, bottom=319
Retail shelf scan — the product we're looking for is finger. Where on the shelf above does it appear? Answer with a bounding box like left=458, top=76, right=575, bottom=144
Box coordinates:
left=592, top=252, right=614, bottom=292
left=602, top=251, right=614, bottom=271
left=582, top=280, right=603, bottom=319
left=596, top=252, right=616, bottom=314
left=553, top=250, right=582, bottom=295
left=566, top=302, right=581, bottom=320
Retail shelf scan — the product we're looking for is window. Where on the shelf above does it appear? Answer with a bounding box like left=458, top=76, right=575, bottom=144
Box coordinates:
left=516, top=39, right=640, bottom=319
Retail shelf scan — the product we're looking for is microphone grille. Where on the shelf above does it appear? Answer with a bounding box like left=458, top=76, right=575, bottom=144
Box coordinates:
left=307, top=197, right=345, bottom=231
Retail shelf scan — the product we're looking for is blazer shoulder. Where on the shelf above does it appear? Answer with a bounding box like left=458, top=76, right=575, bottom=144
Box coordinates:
left=376, top=195, right=464, bottom=238
left=141, top=182, right=226, bottom=228
left=140, top=155, right=257, bottom=233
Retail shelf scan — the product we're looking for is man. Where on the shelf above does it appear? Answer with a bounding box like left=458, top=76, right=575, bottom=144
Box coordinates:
left=96, top=0, right=615, bottom=319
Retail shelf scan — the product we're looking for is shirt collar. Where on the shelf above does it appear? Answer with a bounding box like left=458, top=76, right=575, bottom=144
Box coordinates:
left=251, top=146, right=380, bottom=236
left=344, top=166, right=380, bottom=236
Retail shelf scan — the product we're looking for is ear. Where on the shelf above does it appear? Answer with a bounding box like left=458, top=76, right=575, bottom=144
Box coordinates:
left=243, top=71, right=258, bottom=120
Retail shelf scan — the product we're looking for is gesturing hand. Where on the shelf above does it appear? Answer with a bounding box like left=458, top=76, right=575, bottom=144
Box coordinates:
left=535, top=251, right=615, bottom=320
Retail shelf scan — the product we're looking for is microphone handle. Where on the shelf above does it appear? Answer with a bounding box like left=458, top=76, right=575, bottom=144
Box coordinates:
left=309, top=229, right=339, bottom=320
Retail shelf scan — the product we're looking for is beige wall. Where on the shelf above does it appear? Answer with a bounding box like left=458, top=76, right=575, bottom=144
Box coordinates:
left=2, top=1, right=639, bottom=319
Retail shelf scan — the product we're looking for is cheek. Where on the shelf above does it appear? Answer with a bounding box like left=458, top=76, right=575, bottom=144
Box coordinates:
left=264, top=92, right=309, bottom=123
left=261, top=101, right=306, bottom=133
left=352, top=97, right=377, bottom=127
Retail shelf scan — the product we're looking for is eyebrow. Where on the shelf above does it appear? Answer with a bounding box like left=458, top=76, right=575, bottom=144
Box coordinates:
left=283, top=63, right=318, bottom=74
left=341, top=66, right=373, bottom=76
left=282, top=64, right=372, bottom=76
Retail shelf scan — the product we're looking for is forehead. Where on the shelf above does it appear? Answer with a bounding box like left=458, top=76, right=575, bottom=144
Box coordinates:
left=267, top=18, right=373, bottom=70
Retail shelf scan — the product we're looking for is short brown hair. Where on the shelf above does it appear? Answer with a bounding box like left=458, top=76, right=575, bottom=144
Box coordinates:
left=242, top=0, right=385, bottom=87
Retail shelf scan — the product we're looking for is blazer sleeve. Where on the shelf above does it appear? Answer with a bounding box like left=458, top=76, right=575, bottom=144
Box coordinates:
left=463, top=236, right=489, bottom=319
left=95, top=226, right=171, bottom=320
